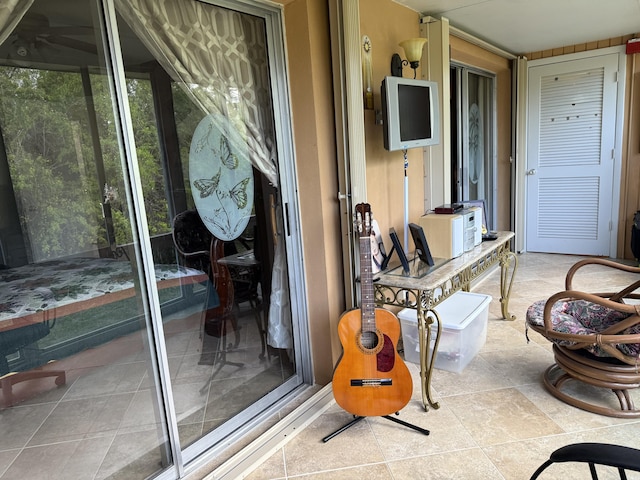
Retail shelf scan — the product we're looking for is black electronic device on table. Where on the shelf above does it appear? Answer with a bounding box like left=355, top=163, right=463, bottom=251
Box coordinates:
left=408, top=223, right=435, bottom=266
left=483, top=232, right=498, bottom=241
left=386, top=227, right=410, bottom=274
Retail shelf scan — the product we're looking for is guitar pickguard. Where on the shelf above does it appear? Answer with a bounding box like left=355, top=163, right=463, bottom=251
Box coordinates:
left=377, top=333, right=395, bottom=372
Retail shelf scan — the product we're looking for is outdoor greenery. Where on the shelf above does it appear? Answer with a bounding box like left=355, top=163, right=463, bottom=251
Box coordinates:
left=0, top=65, right=190, bottom=262
left=0, top=64, right=210, bottom=351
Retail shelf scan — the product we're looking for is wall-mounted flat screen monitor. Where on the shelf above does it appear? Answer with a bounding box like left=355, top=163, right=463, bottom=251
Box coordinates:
left=381, top=76, right=440, bottom=152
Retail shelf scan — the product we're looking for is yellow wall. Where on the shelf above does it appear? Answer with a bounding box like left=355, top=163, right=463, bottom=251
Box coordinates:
left=360, top=2, right=427, bottom=241
left=283, top=0, right=429, bottom=384
left=281, top=0, right=640, bottom=386
left=283, top=0, right=344, bottom=384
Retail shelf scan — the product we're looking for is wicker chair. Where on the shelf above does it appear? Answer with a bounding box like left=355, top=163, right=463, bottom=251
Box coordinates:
left=526, top=258, right=640, bottom=418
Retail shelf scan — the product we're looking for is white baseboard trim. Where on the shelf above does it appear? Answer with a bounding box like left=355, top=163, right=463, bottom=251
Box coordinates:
left=205, top=383, right=335, bottom=480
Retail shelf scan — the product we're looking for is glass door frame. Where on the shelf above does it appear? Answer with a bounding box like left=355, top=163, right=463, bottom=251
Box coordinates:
left=101, top=0, right=312, bottom=476
left=451, top=63, right=498, bottom=229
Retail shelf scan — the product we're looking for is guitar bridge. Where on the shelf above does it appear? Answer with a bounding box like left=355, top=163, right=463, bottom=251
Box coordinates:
left=350, top=378, right=392, bottom=387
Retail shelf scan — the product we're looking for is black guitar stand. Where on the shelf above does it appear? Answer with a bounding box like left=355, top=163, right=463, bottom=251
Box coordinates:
left=322, top=412, right=430, bottom=443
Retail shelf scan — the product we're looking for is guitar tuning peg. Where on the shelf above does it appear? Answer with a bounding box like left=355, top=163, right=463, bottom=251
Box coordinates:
left=353, top=211, right=363, bottom=233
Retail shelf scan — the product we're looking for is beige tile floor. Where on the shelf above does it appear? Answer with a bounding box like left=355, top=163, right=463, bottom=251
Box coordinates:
left=0, top=301, right=291, bottom=479
left=246, top=252, right=640, bottom=480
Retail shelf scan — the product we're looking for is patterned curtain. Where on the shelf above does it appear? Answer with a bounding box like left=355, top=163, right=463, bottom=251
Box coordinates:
left=114, top=0, right=292, bottom=349
left=114, top=0, right=277, bottom=185
left=0, top=0, right=34, bottom=46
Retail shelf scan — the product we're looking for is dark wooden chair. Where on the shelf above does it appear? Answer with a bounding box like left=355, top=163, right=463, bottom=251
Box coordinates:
left=526, top=258, right=640, bottom=418
left=172, top=211, right=266, bottom=367
left=171, top=210, right=213, bottom=274
left=530, top=443, right=640, bottom=479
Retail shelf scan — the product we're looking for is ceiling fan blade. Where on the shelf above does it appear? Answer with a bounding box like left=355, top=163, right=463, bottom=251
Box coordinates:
left=41, top=26, right=94, bottom=37
left=46, top=34, right=97, bottom=55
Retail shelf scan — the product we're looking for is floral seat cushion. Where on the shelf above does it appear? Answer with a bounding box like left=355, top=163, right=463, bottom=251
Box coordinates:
left=526, top=299, right=640, bottom=358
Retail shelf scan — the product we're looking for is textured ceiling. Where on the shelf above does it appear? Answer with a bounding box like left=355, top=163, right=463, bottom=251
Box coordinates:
left=393, top=0, right=640, bottom=54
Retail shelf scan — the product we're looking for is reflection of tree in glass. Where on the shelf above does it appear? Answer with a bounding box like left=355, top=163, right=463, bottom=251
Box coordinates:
left=0, top=67, right=103, bottom=260
left=0, top=67, right=179, bottom=259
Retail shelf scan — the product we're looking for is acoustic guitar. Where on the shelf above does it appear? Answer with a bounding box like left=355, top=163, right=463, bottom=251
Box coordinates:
left=332, top=203, right=413, bottom=417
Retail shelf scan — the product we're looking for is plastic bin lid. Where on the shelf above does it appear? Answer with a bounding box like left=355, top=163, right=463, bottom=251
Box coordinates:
left=432, top=291, right=491, bottom=330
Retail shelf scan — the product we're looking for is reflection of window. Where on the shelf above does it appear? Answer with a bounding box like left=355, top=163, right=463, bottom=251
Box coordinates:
left=125, top=78, right=170, bottom=237
left=0, top=65, right=185, bottom=261
left=450, top=65, right=496, bottom=229
left=0, top=67, right=103, bottom=261
left=0, top=0, right=303, bottom=475
left=0, top=63, right=203, bottom=356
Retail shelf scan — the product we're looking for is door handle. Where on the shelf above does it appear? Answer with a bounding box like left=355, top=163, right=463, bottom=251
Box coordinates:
left=526, top=169, right=537, bottom=176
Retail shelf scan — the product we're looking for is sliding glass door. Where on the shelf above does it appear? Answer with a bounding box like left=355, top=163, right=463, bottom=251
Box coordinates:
left=0, top=0, right=307, bottom=477
left=450, top=65, right=497, bottom=228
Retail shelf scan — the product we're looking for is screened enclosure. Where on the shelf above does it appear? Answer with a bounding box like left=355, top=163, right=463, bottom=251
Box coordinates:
left=0, top=0, right=309, bottom=478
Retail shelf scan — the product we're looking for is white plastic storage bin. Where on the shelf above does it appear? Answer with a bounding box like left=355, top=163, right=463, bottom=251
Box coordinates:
left=398, top=291, right=491, bottom=373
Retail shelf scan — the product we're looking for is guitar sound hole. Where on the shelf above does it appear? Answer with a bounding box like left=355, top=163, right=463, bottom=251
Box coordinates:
left=360, top=331, right=379, bottom=350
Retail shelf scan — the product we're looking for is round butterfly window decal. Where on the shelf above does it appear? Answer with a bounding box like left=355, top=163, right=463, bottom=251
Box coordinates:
left=189, top=114, right=254, bottom=241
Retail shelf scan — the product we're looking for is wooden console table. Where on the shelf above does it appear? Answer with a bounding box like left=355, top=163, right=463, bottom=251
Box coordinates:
left=374, top=231, right=517, bottom=411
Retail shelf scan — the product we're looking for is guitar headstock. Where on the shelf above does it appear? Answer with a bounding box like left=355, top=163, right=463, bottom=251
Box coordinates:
left=355, top=203, right=372, bottom=238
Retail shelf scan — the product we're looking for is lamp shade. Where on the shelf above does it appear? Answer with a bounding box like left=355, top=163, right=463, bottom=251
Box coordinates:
left=399, top=38, right=427, bottom=63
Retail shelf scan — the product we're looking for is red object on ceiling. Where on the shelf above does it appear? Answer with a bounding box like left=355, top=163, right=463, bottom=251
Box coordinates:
left=627, top=38, right=640, bottom=55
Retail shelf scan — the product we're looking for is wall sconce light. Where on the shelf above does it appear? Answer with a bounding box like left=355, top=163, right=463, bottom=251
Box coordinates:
left=391, top=38, right=427, bottom=78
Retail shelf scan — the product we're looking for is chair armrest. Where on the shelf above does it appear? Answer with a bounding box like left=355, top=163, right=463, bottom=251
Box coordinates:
left=565, top=258, right=640, bottom=290
left=611, top=279, right=640, bottom=303
left=171, top=230, right=209, bottom=258
left=176, top=248, right=209, bottom=258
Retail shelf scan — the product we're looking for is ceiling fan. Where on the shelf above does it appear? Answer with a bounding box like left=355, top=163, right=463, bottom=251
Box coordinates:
left=9, top=12, right=97, bottom=60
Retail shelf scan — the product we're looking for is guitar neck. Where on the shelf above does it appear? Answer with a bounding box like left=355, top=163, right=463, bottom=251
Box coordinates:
left=360, top=236, right=376, bottom=333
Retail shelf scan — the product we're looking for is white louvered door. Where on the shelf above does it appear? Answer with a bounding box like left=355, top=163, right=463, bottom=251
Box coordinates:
left=526, top=53, right=619, bottom=255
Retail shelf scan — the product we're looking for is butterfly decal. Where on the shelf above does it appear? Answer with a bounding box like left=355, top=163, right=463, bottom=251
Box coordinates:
left=189, top=114, right=254, bottom=240
left=218, top=136, right=238, bottom=170
left=194, top=121, right=214, bottom=154
left=228, top=177, right=250, bottom=210
left=193, top=168, right=221, bottom=198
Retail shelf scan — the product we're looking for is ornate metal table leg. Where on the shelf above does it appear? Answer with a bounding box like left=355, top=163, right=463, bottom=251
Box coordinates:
left=418, top=307, right=440, bottom=411
left=499, top=250, right=518, bottom=320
